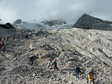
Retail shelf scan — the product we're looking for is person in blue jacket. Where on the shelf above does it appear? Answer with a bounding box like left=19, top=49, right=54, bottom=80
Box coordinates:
left=52, top=59, right=58, bottom=70
left=1, top=45, right=6, bottom=56
left=75, top=65, right=81, bottom=79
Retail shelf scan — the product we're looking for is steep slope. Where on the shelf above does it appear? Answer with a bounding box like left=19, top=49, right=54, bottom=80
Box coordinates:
left=0, top=27, right=112, bottom=84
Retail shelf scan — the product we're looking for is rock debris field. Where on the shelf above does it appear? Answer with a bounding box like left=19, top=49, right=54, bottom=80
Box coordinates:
left=0, top=27, right=112, bottom=84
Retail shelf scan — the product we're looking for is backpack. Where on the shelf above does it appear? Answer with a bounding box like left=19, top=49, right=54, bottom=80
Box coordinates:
left=88, top=72, right=93, bottom=81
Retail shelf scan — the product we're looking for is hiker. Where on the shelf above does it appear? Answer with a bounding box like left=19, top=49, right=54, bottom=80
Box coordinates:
left=25, top=35, right=28, bottom=39
left=0, top=43, right=5, bottom=55
left=75, top=65, right=81, bottom=79
left=0, top=36, right=2, bottom=42
left=7, top=37, right=9, bottom=41
left=1, top=46, right=6, bottom=56
left=87, top=70, right=94, bottom=84
left=0, top=43, right=4, bottom=50
left=3, top=37, right=6, bottom=41
left=12, top=36, right=15, bottom=40
left=52, top=59, right=58, bottom=70
left=29, top=55, right=37, bottom=65
left=87, top=72, right=94, bottom=84
left=18, top=35, right=20, bottom=39
left=45, top=35, right=48, bottom=38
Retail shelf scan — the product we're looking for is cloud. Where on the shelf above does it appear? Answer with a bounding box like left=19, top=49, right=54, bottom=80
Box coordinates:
left=0, top=0, right=112, bottom=23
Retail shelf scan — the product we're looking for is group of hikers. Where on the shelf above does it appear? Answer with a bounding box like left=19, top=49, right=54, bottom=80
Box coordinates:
left=75, top=65, right=94, bottom=84
left=51, top=60, right=94, bottom=84
left=0, top=35, right=21, bottom=55
left=0, top=34, right=26, bottom=56
left=0, top=36, right=6, bottom=56
left=29, top=55, right=94, bottom=84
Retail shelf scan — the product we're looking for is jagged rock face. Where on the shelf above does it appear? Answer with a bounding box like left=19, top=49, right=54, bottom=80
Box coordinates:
left=13, top=19, right=22, bottom=24
left=73, top=14, right=112, bottom=30
left=0, top=23, right=15, bottom=29
left=41, top=20, right=66, bottom=26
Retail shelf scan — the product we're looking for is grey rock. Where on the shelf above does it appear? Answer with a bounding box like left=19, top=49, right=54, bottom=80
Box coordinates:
left=73, top=14, right=112, bottom=30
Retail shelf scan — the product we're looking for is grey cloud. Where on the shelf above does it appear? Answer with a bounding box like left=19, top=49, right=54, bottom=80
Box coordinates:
left=0, top=0, right=112, bottom=23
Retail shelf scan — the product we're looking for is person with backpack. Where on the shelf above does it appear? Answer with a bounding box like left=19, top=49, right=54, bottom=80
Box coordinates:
left=0, top=43, right=4, bottom=50
left=1, top=46, right=6, bottom=56
left=29, top=55, right=37, bottom=65
left=75, top=65, right=81, bottom=79
left=0, top=43, right=3, bottom=49
left=87, top=70, right=94, bottom=84
left=52, top=59, right=58, bottom=70
left=7, top=37, right=9, bottom=41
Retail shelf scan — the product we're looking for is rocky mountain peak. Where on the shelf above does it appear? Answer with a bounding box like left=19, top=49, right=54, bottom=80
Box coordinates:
left=73, top=14, right=112, bottom=30
left=0, top=23, right=15, bottom=29
left=13, top=19, right=22, bottom=25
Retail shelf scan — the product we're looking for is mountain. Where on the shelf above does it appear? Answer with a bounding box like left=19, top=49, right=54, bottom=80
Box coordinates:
left=0, top=23, right=15, bottom=29
left=13, top=19, right=22, bottom=25
left=73, top=14, right=112, bottom=30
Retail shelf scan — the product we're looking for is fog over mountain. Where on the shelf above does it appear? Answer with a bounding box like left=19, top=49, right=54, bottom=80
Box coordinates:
left=0, top=0, right=112, bottom=23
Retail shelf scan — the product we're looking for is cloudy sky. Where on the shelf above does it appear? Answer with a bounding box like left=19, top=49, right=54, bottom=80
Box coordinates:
left=0, top=0, right=112, bottom=23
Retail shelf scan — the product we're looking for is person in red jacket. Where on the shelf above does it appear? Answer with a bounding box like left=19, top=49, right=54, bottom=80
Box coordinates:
left=0, top=37, right=2, bottom=41
left=0, top=43, right=3, bottom=49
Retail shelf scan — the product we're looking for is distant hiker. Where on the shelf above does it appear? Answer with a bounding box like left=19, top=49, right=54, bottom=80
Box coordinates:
left=25, top=35, right=28, bottom=39
left=52, top=59, right=58, bottom=70
left=18, top=35, right=20, bottom=39
left=0, top=36, right=2, bottom=42
left=13, top=36, right=15, bottom=40
left=87, top=71, right=94, bottom=84
left=3, top=37, right=6, bottom=41
left=45, top=35, right=48, bottom=38
left=87, top=69, right=94, bottom=84
left=29, top=55, right=37, bottom=65
left=0, top=43, right=4, bottom=50
left=7, top=37, right=9, bottom=41
left=1, top=46, right=6, bottom=56
left=75, top=65, right=81, bottom=79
